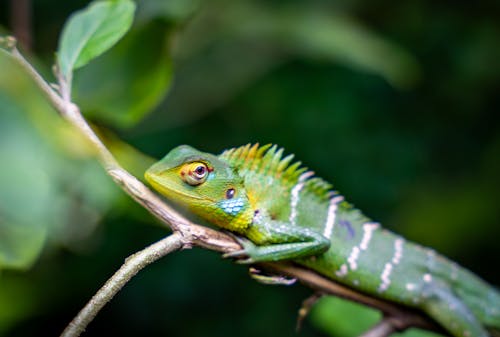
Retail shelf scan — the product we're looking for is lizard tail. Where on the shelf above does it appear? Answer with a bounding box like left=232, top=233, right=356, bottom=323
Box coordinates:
left=459, top=280, right=500, bottom=328
left=469, top=288, right=500, bottom=329
left=454, top=267, right=500, bottom=329
left=483, top=288, right=500, bottom=329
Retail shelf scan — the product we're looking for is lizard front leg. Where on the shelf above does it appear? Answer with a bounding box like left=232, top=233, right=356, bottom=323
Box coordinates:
left=224, top=219, right=330, bottom=263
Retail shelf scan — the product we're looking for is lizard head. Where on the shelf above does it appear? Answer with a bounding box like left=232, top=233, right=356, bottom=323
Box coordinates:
left=145, top=145, right=254, bottom=232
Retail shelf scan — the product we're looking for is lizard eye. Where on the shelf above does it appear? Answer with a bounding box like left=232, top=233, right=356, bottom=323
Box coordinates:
left=226, top=188, right=235, bottom=199
left=181, top=162, right=209, bottom=186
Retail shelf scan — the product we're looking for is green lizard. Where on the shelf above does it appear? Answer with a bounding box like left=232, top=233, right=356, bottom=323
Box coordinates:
left=145, top=143, right=500, bottom=337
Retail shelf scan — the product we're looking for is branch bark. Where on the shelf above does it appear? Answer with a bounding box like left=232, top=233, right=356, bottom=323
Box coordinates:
left=1, top=37, right=446, bottom=337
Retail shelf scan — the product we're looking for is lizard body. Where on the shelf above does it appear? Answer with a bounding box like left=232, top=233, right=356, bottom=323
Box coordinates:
left=145, top=144, right=500, bottom=337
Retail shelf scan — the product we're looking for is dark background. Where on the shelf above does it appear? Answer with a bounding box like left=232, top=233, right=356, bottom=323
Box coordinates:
left=0, top=0, right=499, bottom=336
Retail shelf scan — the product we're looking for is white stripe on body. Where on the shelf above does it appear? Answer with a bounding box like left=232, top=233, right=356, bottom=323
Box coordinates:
left=322, top=196, right=344, bottom=238
left=379, top=263, right=393, bottom=292
left=406, top=283, right=417, bottom=291
left=378, top=238, right=405, bottom=293
left=334, top=222, right=380, bottom=277
left=392, top=238, right=404, bottom=264
left=348, top=247, right=360, bottom=270
left=289, top=171, right=314, bottom=225
left=360, top=222, right=380, bottom=251
left=335, top=264, right=348, bottom=277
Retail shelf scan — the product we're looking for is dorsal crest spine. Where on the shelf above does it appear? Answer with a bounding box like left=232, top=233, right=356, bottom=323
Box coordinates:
left=220, top=144, right=333, bottom=199
left=220, top=143, right=305, bottom=180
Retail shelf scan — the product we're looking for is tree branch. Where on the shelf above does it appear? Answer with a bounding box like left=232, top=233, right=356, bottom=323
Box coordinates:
left=1, top=37, right=446, bottom=337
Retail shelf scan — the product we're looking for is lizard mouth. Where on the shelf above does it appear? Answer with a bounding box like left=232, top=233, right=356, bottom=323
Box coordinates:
left=166, top=189, right=212, bottom=202
left=145, top=172, right=214, bottom=202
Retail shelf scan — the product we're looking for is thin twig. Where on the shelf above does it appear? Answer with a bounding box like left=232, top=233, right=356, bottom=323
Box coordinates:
left=61, top=233, right=184, bottom=337
left=1, top=38, right=447, bottom=337
left=296, top=292, right=324, bottom=331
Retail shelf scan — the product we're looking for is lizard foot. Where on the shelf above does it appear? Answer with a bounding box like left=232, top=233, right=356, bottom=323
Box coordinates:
left=249, top=267, right=297, bottom=285
left=222, top=234, right=257, bottom=264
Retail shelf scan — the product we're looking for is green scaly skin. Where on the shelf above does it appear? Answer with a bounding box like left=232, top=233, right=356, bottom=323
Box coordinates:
left=145, top=144, right=500, bottom=337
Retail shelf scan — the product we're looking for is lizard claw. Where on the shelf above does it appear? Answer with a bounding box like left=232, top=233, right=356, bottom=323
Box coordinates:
left=222, top=250, right=255, bottom=264
left=235, top=257, right=256, bottom=264
left=223, top=249, right=247, bottom=258
left=249, top=267, right=297, bottom=285
left=222, top=234, right=257, bottom=264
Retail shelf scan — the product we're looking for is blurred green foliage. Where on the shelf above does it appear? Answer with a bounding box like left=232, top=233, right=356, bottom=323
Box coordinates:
left=0, top=0, right=499, bottom=336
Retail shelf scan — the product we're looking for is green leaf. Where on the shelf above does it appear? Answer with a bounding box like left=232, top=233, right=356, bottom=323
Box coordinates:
left=73, top=21, right=173, bottom=128
left=57, top=0, right=136, bottom=80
